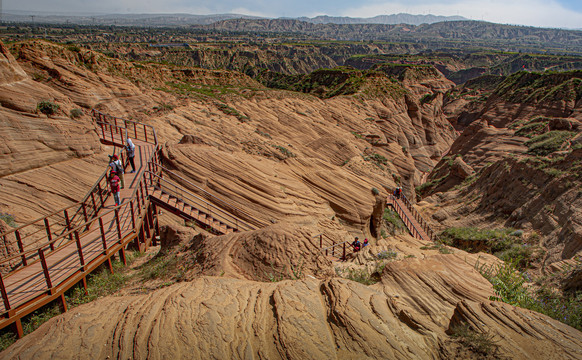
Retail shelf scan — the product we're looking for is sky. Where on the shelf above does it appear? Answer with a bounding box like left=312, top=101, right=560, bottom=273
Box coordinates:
left=3, top=0, right=582, bottom=29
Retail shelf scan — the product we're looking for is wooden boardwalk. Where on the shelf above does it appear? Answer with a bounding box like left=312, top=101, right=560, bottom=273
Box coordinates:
left=0, top=110, right=260, bottom=336
left=0, top=109, right=438, bottom=336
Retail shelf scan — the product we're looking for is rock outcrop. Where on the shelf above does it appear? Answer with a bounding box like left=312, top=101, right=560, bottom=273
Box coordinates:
left=2, top=253, right=581, bottom=359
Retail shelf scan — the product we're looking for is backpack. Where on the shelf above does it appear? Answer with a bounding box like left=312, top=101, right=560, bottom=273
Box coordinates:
left=111, top=159, right=123, bottom=174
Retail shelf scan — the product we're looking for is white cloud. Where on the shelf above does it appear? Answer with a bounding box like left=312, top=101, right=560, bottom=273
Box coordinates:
left=341, top=0, right=582, bottom=28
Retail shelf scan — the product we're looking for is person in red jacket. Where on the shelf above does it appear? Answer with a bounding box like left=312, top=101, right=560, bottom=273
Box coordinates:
left=109, top=170, right=121, bottom=206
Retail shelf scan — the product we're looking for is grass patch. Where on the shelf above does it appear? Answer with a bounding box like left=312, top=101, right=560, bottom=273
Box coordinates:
left=383, top=208, right=406, bottom=235
left=336, top=262, right=386, bottom=285
left=420, top=243, right=454, bottom=254
left=363, top=153, right=388, bottom=168
left=36, top=101, right=59, bottom=116
left=525, top=131, right=576, bottom=156
left=376, top=249, right=398, bottom=260
left=272, top=144, right=295, bottom=158
left=216, top=103, right=249, bottom=122
left=0, top=255, right=137, bottom=351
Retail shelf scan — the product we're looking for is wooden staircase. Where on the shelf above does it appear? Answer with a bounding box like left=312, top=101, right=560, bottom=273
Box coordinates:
left=387, top=194, right=436, bottom=243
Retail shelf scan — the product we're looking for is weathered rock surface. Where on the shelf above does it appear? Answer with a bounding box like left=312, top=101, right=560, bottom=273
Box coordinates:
left=2, top=253, right=581, bottom=360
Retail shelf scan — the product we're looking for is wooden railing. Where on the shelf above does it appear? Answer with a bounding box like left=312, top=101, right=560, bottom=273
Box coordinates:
left=0, top=110, right=161, bottom=337
left=388, top=195, right=429, bottom=241
left=92, top=109, right=157, bottom=147
left=314, top=233, right=351, bottom=261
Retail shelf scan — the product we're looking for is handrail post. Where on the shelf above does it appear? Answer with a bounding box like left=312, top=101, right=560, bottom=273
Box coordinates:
left=115, top=208, right=122, bottom=240
left=44, top=218, right=54, bottom=251
left=134, top=122, right=137, bottom=139
left=39, top=249, right=53, bottom=290
left=99, top=217, right=107, bottom=252
left=130, top=200, right=136, bottom=231
left=82, top=202, right=90, bottom=231
left=0, top=272, right=10, bottom=312
left=74, top=231, right=85, bottom=270
left=144, top=124, right=148, bottom=143
left=101, top=123, right=105, bottom=139
left=110, top=125, right=114, bottom=142
left=97, top=183, right=104, bottom=206
left=15, top=230, right=27, bottom=266
left=90, top=192, right=98, bottom=218
left=342, top=243, right=346, bottom=261
left=64, top=209, right=73, bottom=241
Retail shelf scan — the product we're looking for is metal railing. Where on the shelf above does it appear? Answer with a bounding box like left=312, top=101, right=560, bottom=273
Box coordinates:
left=388, top=195, right=427, bottom=241
left=92, top=109, right=157, bottom=147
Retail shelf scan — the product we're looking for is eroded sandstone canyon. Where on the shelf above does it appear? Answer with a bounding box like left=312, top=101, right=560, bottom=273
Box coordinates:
left=0, top=39, right=581, bottom=359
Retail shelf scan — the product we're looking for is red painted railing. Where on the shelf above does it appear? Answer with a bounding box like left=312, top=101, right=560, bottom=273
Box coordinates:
left=0, top=110, right=160, bottom=337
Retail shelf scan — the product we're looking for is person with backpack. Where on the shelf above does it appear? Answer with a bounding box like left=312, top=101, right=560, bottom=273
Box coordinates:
left=126, top=138, right=136, bottom=173
left=108, top=154, right=125, bottom=189
left=351, top=237, right=361, bottom=252
left=109, top=170, right=121, bottom=206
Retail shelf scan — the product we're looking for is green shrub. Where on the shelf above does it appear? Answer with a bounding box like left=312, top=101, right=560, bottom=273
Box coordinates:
left=383, top=208, right=405, bottom=234
left=477, top=260, right=582, bottom=331
left=37, top=101, right=59, bottom=116
left=69, top=108, right=83, bottom=119
left=440, top=227, right=517, bottom=254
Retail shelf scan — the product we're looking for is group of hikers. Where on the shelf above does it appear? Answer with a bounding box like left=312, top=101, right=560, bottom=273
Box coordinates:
left=108, top=138, right=136, bottom=206
left=350, top=186, right=402, bottom=253
left=350, top=237, right=369, bottom=252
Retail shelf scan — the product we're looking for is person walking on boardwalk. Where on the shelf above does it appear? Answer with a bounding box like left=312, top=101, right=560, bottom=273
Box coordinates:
left=109, top=170, right=121, bottom=206
left=108, top=154, right=125, bottom=189
left=126, top=138, right=136, bottom=173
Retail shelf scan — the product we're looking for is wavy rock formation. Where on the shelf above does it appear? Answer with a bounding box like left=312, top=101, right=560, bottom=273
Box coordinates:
left=2, top=253, right=581, bottom=359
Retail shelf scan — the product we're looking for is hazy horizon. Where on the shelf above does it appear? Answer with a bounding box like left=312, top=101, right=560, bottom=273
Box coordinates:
left=3, top=0, right=582, bottom=29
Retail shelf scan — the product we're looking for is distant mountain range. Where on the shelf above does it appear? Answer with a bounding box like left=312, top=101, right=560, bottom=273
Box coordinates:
left=298, top=14, right=467, bottom=26
left=1, top=12, right=465, bottom=26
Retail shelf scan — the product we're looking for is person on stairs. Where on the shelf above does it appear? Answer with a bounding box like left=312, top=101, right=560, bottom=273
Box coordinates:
left=108, top=154, right=125, bottom=189
left=351, top=237, right=361, bottom=252
left=126, top=138, right=136, bottom=173
left=109, top=170, right=121, bottom=206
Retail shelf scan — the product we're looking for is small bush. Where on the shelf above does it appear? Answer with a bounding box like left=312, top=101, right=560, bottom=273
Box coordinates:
left=449, top=323, right=499, bottom=356
left=37, top=101, right=59, bottom=116
left=371, top=187, right=380, bottom=195
left=377, top=249, right=397, bottom=260
left=69, top=108, right=83, bottom=119
left=0, top=213, right=16, bottom=227
left=477, top=260, right=582, bottom=331
left=139, top=254, right=180, bottom=280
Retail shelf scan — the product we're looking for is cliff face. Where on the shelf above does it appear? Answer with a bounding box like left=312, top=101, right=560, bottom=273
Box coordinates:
left=421, top=71, right=582, bottom=263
